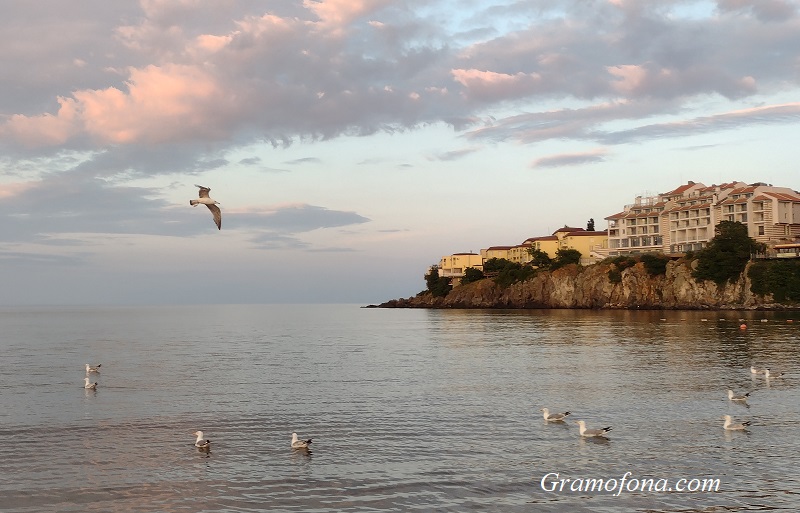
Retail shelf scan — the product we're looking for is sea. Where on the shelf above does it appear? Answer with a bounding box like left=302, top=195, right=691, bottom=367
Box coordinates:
left=0, top=304, right=798, bottom=512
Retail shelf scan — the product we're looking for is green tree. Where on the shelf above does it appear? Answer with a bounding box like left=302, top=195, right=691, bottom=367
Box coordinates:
left=748, top=260, right=800, bottom=302
left=639, top=253, right=669, bottom=276
left=460, top=267, right=485, bottom=285
left=526, top=247, right=552, bottom=269
left=482, top=258, right=537, bottom=288
left=692, top=221, right=765, bottom=285
left=483, top=257, right=515, bottom=273
left=586, top=218, right=595, bottom=231
left=424, top=266, right=452, bottom=297
left=551, top=248, right=582, bottom=270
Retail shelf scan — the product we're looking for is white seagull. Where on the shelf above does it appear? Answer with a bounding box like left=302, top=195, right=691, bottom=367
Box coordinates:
left=85, top=363, right=101, bottom=374
left=727, top=389, right=750, bottom=402
left=722, top=415, right=750, bottom=431
left=540, top=408, right=571, bottom=422
left=83, top=377, right=98, bottom=390
left=193, top=431, right=211, bottom=450
left=291, top=432, right=313, bottom=449
left=750, top=365, right=766, bottom=375
left=764, top=369, right=784, bottom=379
left=189, top=185, right=221, bottom=230
left=574, top=420, right=612, bottom=437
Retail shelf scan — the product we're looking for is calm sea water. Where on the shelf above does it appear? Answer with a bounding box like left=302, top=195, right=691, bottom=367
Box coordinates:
left=0, top=305, right=798, bottom=512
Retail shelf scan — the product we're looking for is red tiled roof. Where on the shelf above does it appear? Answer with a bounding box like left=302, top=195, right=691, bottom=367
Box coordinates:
left=718, top=197, right=749, bottom=205
left=663, top=181, right=701, bottom=196
left=565, top=230, right=608, bottom=237
left=605, top=211, right=626, bottom=220
left=485, top=246, right=515, bottom=251
left=552, top=226, right=585, bottom=234
left=761, top=192, right=800, bottom=202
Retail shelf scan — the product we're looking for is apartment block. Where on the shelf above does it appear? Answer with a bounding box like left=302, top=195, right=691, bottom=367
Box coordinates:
left=606, top=181, right=800, bottom=256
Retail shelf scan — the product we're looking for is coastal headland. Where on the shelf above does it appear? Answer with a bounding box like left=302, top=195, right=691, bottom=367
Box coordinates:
left=374, top=259, right=798, bottom=310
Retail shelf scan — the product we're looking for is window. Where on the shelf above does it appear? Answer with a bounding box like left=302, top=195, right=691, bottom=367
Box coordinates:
left=758, top=225, right=764, bottom=235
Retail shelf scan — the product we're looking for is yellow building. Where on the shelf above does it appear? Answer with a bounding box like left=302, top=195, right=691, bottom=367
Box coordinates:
left=438, top=252, right=483, bottom=279
left=480, top=245, right=515, bottom=262
left=524, top=227, right=608, bottom=264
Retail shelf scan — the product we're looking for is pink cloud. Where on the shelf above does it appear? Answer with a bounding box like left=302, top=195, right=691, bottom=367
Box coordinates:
left=2, top=64, right=233, bottom=147
left=303, top=0, right=392, bottom=31
left=451, top=69, right=542, bottom=101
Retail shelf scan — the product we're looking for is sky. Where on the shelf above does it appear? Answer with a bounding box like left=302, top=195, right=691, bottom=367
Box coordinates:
left=2, top=0, right=800, bottom=306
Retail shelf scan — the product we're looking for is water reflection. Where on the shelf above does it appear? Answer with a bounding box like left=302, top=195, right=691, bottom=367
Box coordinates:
left=0, top=305, right=797, bottom=512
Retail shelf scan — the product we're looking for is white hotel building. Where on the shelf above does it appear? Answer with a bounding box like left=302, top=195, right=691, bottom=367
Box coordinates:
left=605, top=181, right=800, bottom=256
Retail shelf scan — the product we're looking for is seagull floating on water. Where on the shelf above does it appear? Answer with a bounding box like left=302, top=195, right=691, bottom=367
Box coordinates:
left=83, top=377, right=98, bottom=390
left=189, top=185, right=221, bottom=230
left=291, top=432, right=312, bottom=449
left=540, top=408, right=571, bottom=422
left=722, top=415, right=750, bottom=431
left=574, top=420, right=611, bottom=437
left=750, top=365, right=766, bottom=375
left=85, top=363, right=101, bottom=374
left=727, top=389, right=750, bottom=402
left=765, top=369, right=784, bottom=379
left=193, top=431, right=211, bottom=450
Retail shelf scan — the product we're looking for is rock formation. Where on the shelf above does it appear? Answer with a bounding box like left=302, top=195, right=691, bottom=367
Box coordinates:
left=377, top=260, right=785, bottom=310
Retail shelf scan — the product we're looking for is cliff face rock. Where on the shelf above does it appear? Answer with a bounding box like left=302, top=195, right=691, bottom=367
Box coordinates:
left=379, top=260, right=778, bottom=310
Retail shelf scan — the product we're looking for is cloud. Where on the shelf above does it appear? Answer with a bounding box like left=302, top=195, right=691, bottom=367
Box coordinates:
left=427, top=147, right=481, bottom=161
left=0, top=249, right=88, bottom=267
left=285, top=157, right=322, bottom=165
left=2, top=1, right=800, bottom=169
left=600, top=102, right=800, bottom=144
left=0, top=174, right=371, bottom=248
left=716, top=0, right=797, bottom=22
left=531, top=148, right=609, bottom=169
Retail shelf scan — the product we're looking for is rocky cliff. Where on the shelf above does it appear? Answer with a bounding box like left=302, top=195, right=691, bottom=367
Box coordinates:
left=377, top=260, right=787, bottom=310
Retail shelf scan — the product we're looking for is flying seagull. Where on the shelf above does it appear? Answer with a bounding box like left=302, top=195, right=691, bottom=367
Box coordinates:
left=574, top=420, right=611, bottom=437
left=291, top=432, right=313, bottom=449
left=189, top=185, right=221, bottom=230
left=540, top=408, right=571, bottom=422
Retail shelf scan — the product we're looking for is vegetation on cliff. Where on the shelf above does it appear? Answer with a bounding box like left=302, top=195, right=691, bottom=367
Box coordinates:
left=691, top=221, right=765, bottom=285
left=605, top=253, right=669, bottom=283
left=748, top=259, right=800, bottom=302
left=424, top=267, right=451, bottom=297
left=406, top=221, right=798, bottom=309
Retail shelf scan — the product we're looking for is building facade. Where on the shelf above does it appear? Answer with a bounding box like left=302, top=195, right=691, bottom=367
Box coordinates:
left=605, top=181, right=800, bottom=256
left=437, top=253, right=483, bottom=279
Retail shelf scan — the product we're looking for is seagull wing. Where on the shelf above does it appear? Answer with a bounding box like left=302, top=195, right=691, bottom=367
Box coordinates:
left=206, top=204, right=221, bottom=230
left=195, top=185, right=211, bottom=198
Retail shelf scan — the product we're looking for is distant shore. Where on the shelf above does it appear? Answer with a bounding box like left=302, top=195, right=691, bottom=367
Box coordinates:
left=368, top=260, right=800, bottom=311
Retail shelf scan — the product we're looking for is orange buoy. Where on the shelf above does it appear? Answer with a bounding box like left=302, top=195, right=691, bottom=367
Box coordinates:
left=739, top=324, right=747, bottom=329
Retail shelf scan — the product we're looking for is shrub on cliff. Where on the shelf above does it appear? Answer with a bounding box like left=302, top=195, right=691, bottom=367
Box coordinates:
left=550, top=248, right=582, bottom=270
left=424, top=266, right=452, bottom=297
left=692, top=221, right=765, bottom=285
left=748, top=259, right=800, bottom=302
left=640, top=253, right=669, bottom=276
left=483, top=258, right=536, bottom=288
left=494, top=266, right=536, bottom=288
left=526, top=248, right=553, bottom=269
left=460, top=267, right=485, bottom=285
